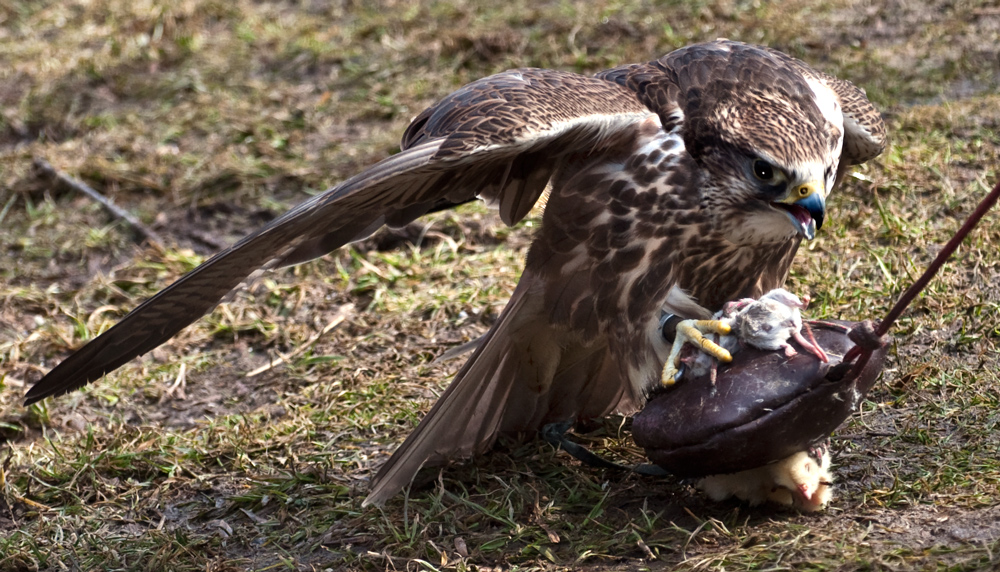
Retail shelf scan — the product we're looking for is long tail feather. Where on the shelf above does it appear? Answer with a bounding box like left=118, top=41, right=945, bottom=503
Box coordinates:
left=364, top=280, right=545, bottom=506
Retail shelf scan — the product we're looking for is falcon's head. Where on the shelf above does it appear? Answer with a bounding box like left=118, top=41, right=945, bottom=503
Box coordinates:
left=693, top=89, right=843, bottom=246
left=672, top=42, right=846, bottom=246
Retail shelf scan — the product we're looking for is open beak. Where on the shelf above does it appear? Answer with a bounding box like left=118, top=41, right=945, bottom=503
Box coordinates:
left=771, top=180, right=826, bottom=240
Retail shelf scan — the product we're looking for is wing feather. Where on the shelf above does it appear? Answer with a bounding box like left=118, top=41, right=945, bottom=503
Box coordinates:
left=812, top=74, right=887, bottom=165
left=363, top=280, right=536, bottom=507
left=24, top=68, right=651, bottom=405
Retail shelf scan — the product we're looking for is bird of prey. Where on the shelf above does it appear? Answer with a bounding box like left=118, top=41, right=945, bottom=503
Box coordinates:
left=23, top=40, right=886, bottom=507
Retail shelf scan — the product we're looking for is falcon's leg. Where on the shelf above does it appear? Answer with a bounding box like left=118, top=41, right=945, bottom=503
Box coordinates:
left=661, top=319, right=733, bottom=386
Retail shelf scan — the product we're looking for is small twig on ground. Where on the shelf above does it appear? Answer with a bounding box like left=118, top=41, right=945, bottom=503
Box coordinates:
left=32, top=157, right=165, bottom=248
left=245, top=304, right=355, bottom=377
left=159, top=362, right=188, bottom=403
left=0, top=448, right=52, bottom=513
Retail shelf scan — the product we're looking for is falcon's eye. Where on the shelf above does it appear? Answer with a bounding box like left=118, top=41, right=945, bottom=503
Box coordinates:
left=752, top=159, right=775, bottom=181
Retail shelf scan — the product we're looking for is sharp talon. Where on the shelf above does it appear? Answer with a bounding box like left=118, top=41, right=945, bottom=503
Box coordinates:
left=661, top=360, right=679, bottom=386
left=661, top=318, right=736, bottom=385
left=714, top=346, right=733, bottom=363
left=677, top=320, right=733, bottom=362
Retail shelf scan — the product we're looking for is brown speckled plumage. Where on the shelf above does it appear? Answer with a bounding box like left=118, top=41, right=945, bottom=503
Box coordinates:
left=23, top=40, right=886, bottom=506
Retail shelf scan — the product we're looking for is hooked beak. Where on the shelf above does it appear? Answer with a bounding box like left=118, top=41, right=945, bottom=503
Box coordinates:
left=771, top=180, right=826, bottom=240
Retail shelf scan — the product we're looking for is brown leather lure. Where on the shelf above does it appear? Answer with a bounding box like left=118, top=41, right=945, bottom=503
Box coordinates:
left=633, top=320, right=888, bottom=477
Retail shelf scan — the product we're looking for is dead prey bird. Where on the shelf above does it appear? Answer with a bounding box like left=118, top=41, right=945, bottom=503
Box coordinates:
left=661, top=288, right=829, bottom=386
left=699, top=443, right=833, bottom=511
left=24, top=40, right=885, bottom=506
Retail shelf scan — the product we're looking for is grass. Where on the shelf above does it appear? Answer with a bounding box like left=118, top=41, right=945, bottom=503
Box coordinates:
left=3, top=0, right=1000, bottom=570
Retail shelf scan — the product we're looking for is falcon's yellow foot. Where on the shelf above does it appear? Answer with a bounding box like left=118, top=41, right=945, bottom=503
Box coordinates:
left=679, top=319, right=734, bottom=356
left=660, top=319, right=734, bottom=386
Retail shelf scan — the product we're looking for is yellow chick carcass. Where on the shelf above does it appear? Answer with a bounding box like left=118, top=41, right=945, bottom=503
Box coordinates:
left=697, top=445, right=833, bottom=512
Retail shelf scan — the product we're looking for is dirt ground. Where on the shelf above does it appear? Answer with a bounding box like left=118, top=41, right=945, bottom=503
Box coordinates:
left=2, top=0, right=1000, bottom=570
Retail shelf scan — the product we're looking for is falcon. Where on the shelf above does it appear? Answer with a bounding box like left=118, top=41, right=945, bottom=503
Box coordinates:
left=23, top=40, right=886, bottom=507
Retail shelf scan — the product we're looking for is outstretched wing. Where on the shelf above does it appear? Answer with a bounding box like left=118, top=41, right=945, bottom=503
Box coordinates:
left=24, top=69, right=654, bottom=405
